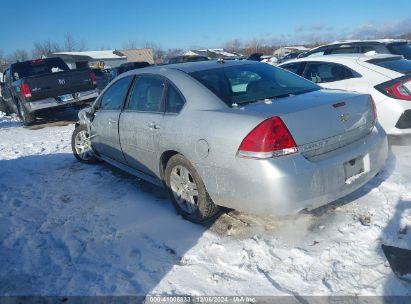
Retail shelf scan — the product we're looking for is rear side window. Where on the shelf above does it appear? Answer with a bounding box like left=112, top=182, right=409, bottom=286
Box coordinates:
left=127, top=76, right=165, bottom=112
left=368, top=58, right=411, bottom=74
left=12, top=58, right=69, bottom=80
left=307, top=51, right=325, bottom=57
left=190, top=63, right=319, bottom=106
left=303, top=62, right=356, bottom=83
left=387, top=43, right=411, bottom=59
left=280, top=62, right=303, bottom=75
left=99, top=76, right=133, bottom=110
left=325, top=47, right=359, bottom=55
left=165, top=85, right=185, bottom=113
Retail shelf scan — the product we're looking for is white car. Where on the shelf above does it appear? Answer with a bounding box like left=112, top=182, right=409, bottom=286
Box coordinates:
left=279, top=54, right=411, bottom=135
left=260, top=56, right=278, bottom=65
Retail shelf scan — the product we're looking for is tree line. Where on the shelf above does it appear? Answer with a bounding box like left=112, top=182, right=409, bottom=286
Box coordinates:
left=0, top=34, right=321, bottom=73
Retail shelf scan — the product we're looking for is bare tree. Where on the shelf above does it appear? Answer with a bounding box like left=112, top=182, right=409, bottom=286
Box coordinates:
left=245, top=38, right=263, bottom=53
left=165, top=48, right=184, bottom=60
left=143, top=41, right=164, bottom=61
left=122, top=40, right=139, bottom=49
left=0, top=49, right=8, bottom=72
left=31, top=40, right=61, bottom=58
left=63, top=33, right=77, bottom=51
left=224, top=39, right=242, bottom=53
left=77, top=39, right=88, bottom=51
left=9, top=49, right=30, bottom=62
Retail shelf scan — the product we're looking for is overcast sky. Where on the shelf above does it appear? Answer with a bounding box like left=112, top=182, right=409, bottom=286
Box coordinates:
left=1, top=0, right=410, bottom=53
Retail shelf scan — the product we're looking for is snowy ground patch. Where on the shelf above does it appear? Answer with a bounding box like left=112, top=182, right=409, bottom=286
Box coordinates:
left=0, top=113, right=410, bottom=296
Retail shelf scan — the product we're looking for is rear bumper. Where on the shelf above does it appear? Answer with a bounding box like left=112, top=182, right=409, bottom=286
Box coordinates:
left=376, top=96, right=411, bottom=135
left=202, top=124, right=388, bottom=216
left=25, top=89, right=98, bottom=112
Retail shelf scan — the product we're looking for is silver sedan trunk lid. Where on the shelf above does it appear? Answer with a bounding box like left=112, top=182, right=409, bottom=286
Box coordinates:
left=242, top=89, right=375, bottom=158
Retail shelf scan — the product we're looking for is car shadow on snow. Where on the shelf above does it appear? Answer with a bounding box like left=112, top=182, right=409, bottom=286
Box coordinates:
left=0, top=153, right=210, bottom=296
left=381, top=199, right=411, bottom=298
left=0, top=108, right=80, bottom=130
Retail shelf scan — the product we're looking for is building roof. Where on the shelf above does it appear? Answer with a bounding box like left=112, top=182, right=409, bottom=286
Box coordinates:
left=283, top=46, right=310, bottom=51
left=53, top=50, right=126, bottom=60
left=119, top=48, right=154, bottom=64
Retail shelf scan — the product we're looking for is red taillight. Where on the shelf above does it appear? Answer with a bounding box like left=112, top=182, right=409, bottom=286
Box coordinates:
left=237, top=116, right=298, bottom=159
left=380, top=77, right=411, bottom=101
left=90, top=71, right=97, bottom=86
left=20, top=82, right=32, bottom=99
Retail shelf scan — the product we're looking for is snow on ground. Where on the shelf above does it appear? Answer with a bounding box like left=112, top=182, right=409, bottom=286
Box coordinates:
left=0, top=111, right=410, bottom=296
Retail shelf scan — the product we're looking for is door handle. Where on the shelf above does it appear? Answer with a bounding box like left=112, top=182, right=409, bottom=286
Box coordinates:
left=108, top=119, right=117, bottom=125
left=147, top=122, right=161, bottom=130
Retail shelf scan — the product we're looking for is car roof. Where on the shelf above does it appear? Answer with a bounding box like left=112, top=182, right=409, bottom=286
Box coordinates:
left=327, top=39, right=409, bottom=45
left=140, top=59, right=256, bottom=74
left=280, top=53, right=403, bottom=65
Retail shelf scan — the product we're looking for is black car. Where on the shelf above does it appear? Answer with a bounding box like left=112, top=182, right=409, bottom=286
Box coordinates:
left=299, top=39, right=411, bottom=59
left=167, top=55, right=209, bottom=64
left=118, top=61, right=150, bottom=74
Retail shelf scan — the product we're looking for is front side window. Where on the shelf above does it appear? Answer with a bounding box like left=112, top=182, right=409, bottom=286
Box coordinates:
left=127, top=76, right=165, bottom=112
left=99, top=76, right=133, bottom=110
left=325, top=47, right=359, bottom=55
left=303, top=62, right=355, bottom=83
left=387, top=43, right=411, bottom=59
left=190, top=63, right=319, bottom=106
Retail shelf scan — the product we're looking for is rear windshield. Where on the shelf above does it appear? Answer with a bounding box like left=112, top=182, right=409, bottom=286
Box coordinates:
left=190, top=63, right=320, bottom=106
left=368, top=58, right=411, bottom=74
left=12, top=58, right=69, bottom=80
left=387, top=43, right=411, bottom=59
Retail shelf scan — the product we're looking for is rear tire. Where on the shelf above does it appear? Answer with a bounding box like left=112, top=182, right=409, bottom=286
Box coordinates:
left=17, top=100, right=35, bottom=125
left=165, top=154, right=220, bottom=223
left=0, top=98, right=10, bottom=115
left=71, top=125, right=98, bottom=163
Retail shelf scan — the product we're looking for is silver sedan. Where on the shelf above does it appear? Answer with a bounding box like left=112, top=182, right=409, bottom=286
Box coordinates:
left=72, top=60, right=388, bottom=223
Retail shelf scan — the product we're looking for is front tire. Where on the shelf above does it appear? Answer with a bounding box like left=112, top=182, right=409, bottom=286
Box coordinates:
left=165, top=154, right=220, bottom=223
left=17, top=100, right=35, bottom=125
left=71, top=125, right=97, bottom=163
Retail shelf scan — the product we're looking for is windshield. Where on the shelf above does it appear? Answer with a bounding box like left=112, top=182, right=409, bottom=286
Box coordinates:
left=387, top=43, right=411, bottom=60
left=189, top=63, right=320, bottom=106
left=368, top=58, right=411, bottom=74
left=12, top=58, right=69, bottom=80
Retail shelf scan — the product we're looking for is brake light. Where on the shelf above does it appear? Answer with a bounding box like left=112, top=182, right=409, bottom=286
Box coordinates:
left=31, top=59, right=45, bottom=63
left=237, top=116, right=298, bottom=159
left=20, top=82, right=32, bottom=99
left=376, top=76, right=411, bottom=101
left=90, top=71, right=97, bottom=86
